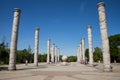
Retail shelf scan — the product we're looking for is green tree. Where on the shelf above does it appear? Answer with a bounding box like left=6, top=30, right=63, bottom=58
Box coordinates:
left=16, top=49, right=32, bottom=63
left=67, top=56, right=77, bottom=62
left=85, top=48, right=89, bottom=61
left=38, top=53, right=47, bottom=62
left=109, top=34, right=120, bottom=62
left=93, top=47, right=102, bottom=62
left=0, top=42, right=9, bottom=64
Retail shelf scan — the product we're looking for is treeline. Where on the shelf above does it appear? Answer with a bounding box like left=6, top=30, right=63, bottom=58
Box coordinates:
left=0, top=43, right=48, bottom=64
left=0, top=34, right=120, bottom=64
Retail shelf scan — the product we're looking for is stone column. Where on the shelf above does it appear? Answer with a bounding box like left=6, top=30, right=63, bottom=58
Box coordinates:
left=87, top=25, right=93, bottom=66
left=9, top=8, right=21, bottom=70
left=57, top=48, right=60, bottom=62
left=79, top=43, right=82, bottom=63
left=34, top=28, right=39, bottom=66
left=55, top=46, right=58, bottom=63
left=51, top=43, right=55, bottom=63
left=47, top=39, right=50, bottom=63
left=81, top=38, right=85, bottom=64
left=50, top=47, right=52, bottom=62
left=77, top=46, right=80, bottom=62
left=97, top=2, right=112, bottom=71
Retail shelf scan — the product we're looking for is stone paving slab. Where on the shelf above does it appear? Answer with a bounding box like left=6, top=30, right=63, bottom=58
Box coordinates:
left=0, top=62, right=120, bottom=80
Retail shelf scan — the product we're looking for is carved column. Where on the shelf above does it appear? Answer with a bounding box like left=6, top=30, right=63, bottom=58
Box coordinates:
left=57, top=48, right=60, bottom=62
left=47, top=39, right=50, bottom=63
left=34, top=28, right=39, bottom=66
left=9, top=8, right=21, bottom=70
left=55, top=46, right=58, bottom=63
left=97, top=2, right=112, bottom=71
left=87, top=25, right=93, bottom=66
left=77, top=46, right=80, bottom=62
left=81, top=38, right=85, bottom=63
left=51, top=43, right=55, bottom=63
left=79, top=43, right=82, bottom=63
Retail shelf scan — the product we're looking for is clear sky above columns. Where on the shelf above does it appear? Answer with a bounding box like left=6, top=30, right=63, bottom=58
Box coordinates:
left=0, top=0, right=120, bottom=56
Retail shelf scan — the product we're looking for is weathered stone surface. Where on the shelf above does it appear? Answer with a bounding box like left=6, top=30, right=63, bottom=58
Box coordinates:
left=81, top=38, right=85, bottom=62
left=77, top=46, right=80, bottom=62
left=97, top=2, right=112, bottom=72
left=9, top=8, right=21, bottom=70
left=87, top=25, right=93, bottom=66
left=55, top=46, right=58, bottom=63
left=51, top=43, right=55, bottom=63
left=57, top=48, right=60, bottom=62
left=47, top=39, right=50, bottom=63
left=34, top=28, right=39, bottom=66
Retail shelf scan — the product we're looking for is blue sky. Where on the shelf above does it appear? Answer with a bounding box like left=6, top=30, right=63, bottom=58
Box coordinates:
left=0, top=0, right=120, bottom=56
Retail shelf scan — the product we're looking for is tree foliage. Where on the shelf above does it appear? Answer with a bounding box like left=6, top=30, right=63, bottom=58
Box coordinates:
left=0, top=42, right=9, bottom=64
left=67, top=56, right=77, bottom=62
left=109, top=34, right=120, bottom=62
left=93, top=47, right=103, bottom=62
left=85, top=47, right=102, bottom=62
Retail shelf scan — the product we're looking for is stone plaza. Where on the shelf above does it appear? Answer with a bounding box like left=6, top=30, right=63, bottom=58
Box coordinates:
left=0, top=62, right=120, bottom=80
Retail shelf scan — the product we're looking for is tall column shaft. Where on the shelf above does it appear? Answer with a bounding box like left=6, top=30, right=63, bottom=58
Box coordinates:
left=77, top=46, right=80, bottom=62
left=55, top=46, right=58, bottom=63
left=51, top=43, right=55, bottom=63
left=97, top=2, right=112, bottom=71
left=47, top=39, right=50, bottom=63
left=9, top=8, right=21, bottom=70
left=82, top=38, right=85, bottom=61
left=87, top=25, right=93, bottom=65
left=57, top=48, right=60, bottom=62
left=34, top=28, right=39, bottom=66
left=79, top=43, right=82, bottom=63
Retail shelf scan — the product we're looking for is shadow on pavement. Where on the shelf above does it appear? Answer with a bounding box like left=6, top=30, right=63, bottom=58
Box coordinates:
left=0, top=67, right=8, bottom=71
left=17, top=65, right=48, bottom=71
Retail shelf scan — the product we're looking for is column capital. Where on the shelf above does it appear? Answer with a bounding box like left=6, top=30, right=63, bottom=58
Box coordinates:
left=14, top=8, right=21, bottom=12
left=87, top=25, right=92, bottom=29
left=97, top=2, right=105, bottom=8
left=48, top=38, right=50, bottom=41
left=53, top=43, right=55, bottom=45
left=36, top=28, right=40, bottom=31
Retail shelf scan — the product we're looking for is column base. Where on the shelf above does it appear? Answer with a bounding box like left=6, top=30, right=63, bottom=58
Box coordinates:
left=103, top=65, right=112, bottom=72
left=8, top=64, right=16, bottom=71
left=88, top=64, right=94, bottom=67
left=8, top=67, right=16, bottom=71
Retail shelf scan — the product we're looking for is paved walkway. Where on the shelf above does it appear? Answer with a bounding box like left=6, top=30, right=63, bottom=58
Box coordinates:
left=0, top=62, right=120, bottom=80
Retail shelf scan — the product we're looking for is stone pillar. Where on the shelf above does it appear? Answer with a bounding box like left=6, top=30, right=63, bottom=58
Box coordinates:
left=47, top=39, right=50, bottom=63
left=9, top=8, right=21, bottom=70
left=77, top=46, right=80, bottom=62
left=34, top=28, right=39, bottom=66
left=51, top=43, right=55, bottom=63
left=57, top=48, right=60, bottom=62
left=79, top=43, right=82, bottom=63
left=87, top=25, right=93, bottom=66
left=97, top=2, right=112, bottom=71
left=81, top=38, right=85, bottom=64
left=55, top=46, right=58, bottom=63
left=50, top=47, right=52, bottom=62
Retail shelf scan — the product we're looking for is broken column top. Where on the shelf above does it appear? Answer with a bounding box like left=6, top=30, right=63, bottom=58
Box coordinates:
left=36, top=28, right=40, bottom=30
left=87, top=25, right=92, bottom=28
left=14, top=8, right=21, bottom=12
left=97, top=2, right=105, bottom=7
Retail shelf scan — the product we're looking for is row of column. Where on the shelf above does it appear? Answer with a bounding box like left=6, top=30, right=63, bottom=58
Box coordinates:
left=9, top=8, right=40, bottom=70
left=8, top=2, right=112, bottom=72
left=77, top=2, right=112, bottom=72
left=47, top=39, right=60, bottom=64
left=77, top=38, right=85, bottom=64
